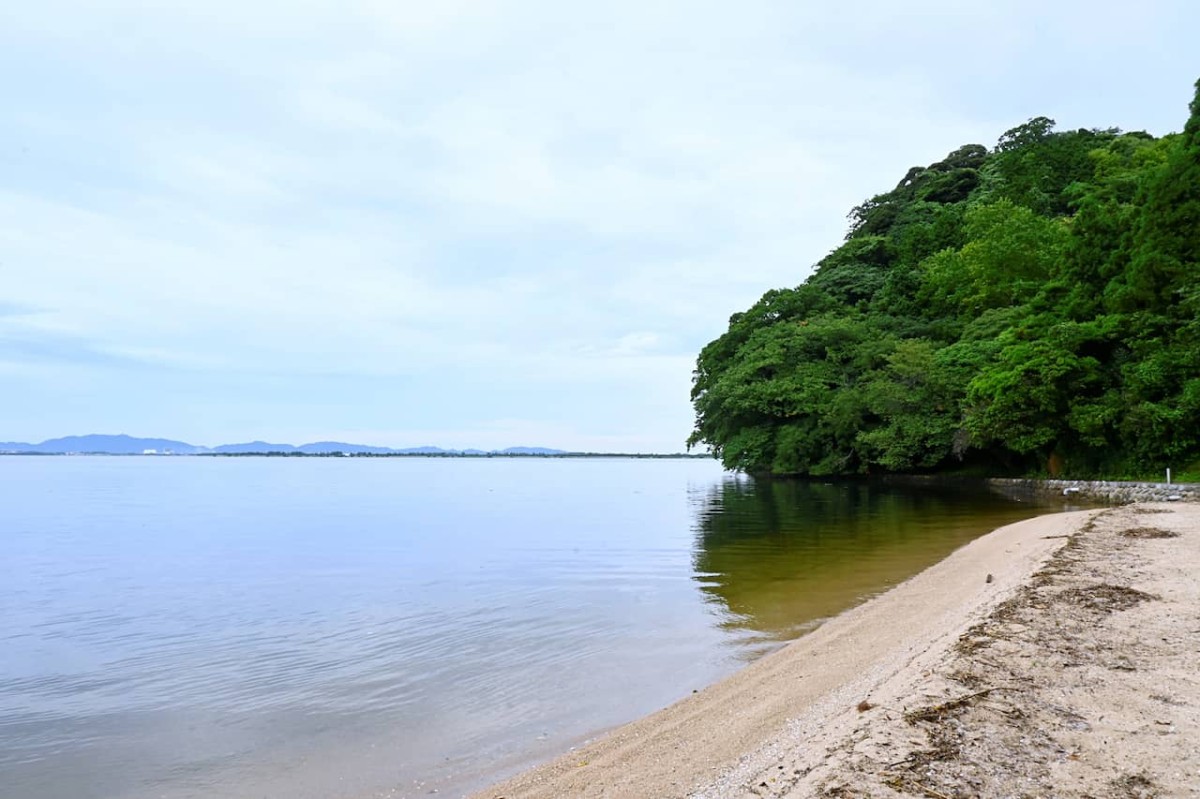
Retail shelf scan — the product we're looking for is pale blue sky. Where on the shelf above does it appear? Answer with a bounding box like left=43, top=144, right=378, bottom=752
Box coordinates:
left=3, top=1, right=1197, bottom=451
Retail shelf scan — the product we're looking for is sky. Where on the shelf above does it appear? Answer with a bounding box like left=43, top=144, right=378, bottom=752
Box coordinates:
left=2, top=1, right=1198, bottom=452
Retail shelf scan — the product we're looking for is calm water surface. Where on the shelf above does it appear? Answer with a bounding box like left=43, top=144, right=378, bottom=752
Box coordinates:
left=0, top=457, right=1058, bottom=798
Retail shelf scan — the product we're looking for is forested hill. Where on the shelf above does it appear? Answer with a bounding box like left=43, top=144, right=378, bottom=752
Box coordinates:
left=689, top=79, right=1200, bottom=479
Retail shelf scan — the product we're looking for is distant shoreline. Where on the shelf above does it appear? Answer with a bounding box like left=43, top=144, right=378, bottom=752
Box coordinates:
left=0, top=451, right=710, bottom=459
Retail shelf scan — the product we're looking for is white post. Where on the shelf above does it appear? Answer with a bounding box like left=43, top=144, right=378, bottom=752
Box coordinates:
left=1167, top=468, right=1172, bottom=485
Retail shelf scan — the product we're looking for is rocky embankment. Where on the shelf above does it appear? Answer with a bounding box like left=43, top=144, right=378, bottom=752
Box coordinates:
left=988, top=478, right=1196, bottom=504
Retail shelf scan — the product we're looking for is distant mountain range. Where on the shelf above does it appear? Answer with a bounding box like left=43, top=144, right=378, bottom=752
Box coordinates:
left=0, top=434, right=569, bottom=456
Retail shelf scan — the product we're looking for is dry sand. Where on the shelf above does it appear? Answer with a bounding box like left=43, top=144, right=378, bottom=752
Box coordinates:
left=472, top=502, right=1200, bottom=798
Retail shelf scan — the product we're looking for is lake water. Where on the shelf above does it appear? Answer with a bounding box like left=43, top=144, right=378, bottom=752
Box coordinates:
left=0, top=457, right=1057, bottom=799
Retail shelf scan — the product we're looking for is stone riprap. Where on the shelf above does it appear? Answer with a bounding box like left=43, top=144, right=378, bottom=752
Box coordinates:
left=987, top=478, right=1196, bottom=504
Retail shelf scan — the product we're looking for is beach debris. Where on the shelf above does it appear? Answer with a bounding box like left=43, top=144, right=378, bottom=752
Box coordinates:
left=1111, top=773, right=1158, bottom=798
left=903, top=688, right=998, bottom=724
left=955, top=625, right=996, bottom=655
left=881, top=773, right=957, bottom=799
left=1056, top=583, right=1158, bottom=613
left=985, top=573, right=994, bottom=584
left=1108, top=655, right=1138, bottom=672
left=856, top=700, right=874, bottom=712
left=824, top=506, right=1192, bottom=799
left=946, top=669, right=985, bottom=689
left=1120, top=526, right=1180, bottom=539
left=954, top=587, right=1037, bottom=654
left=1149, top=693, right=1184, bottom=705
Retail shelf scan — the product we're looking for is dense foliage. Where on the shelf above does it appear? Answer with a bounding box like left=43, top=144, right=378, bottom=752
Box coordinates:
left=690, top=80, right=1200, bottom=478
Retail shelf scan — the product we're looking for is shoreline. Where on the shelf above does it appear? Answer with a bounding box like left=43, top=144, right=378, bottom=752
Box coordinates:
left=471, top=508, right=1094, bottom=798
left=471, top=501, right=1199, bottom=798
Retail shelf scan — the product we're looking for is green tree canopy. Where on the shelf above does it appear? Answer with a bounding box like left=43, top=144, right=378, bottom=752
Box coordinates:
left=690, top=78, right=1200, bottom=479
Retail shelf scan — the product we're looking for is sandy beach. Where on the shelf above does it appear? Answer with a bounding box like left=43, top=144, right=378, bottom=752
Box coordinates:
left=473, top=501, right=1199, bottom=798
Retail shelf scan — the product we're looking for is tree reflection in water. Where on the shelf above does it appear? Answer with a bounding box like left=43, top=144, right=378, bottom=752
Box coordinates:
left=689, top=477, right=1052, bottom=659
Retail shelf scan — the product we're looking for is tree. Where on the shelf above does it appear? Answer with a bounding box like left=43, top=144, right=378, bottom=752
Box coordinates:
left=1110, top=79, right=1200, bottom=315
left=919, top=200, right=1069, bottom=318
left=690, top=79, right=1200, bottom=478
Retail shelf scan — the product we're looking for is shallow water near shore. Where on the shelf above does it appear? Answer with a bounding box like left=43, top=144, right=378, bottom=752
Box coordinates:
left=0, top=457, right=1062, bottom=799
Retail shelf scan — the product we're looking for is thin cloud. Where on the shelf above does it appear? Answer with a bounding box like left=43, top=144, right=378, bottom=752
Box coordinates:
left=2, top=1, right=1198, bottom=450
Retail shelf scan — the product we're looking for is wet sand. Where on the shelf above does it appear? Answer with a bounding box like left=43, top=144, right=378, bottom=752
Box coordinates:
left=472, top=502, right=1200, bottom=798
